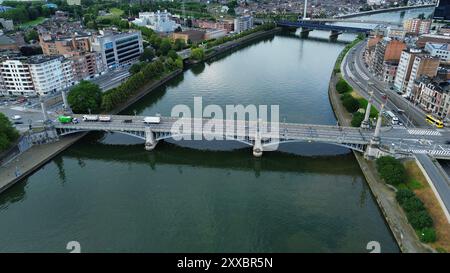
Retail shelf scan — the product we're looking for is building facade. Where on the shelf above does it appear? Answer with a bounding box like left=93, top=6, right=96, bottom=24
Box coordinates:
left=0, top=55, right=75, bottom=96
left=132, top=11, right=180, bottom=33
left=405, top=55, right=440, bottom=97
left=425, top=42, right=450, bottom=62
left=403, top=18, right=432, bottom=35
left=234, top=16, right=254, bottom=33
left=92, top=30, right=143, bottom=69
left=394, top=48, right=423, bottom=94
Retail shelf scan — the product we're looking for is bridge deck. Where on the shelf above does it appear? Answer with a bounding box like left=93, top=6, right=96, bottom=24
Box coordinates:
left=53, top=114, right=450, bottom=158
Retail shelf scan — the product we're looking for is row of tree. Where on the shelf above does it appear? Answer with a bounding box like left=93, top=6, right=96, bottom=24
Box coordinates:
left=376, top=156, right=437, bottom=243
left=101, top=58, right=182, bottom=112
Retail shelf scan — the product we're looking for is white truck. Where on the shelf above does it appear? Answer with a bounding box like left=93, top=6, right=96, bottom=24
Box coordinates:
left=143, top=116, right=161, bottom=124
left=82, top=115, right=99, bottom=122
left=99, top=115, right=112, bottom=122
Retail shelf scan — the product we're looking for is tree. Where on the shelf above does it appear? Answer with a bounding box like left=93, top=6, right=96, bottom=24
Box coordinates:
left=396, top=189, right=415, bottom=205
left=418, top=228, right=436, bottom=243
left=24, top=29, right=39, bottom=43
left=139, top=47, right=155, bottom=62
left=167, top=49, right=178, bottom=60
left=342, top=96, right=360, bottom=113
left=351, top=112, right=364, bottom=127
left=336, top=78, right=352, bottom=93
left=67, top=81, right=102, bottom=114
left=190, top=47, right=205, bottom=61
left=0, top=112, right=19, bottom=152
left=129, top=62, right=145, bottom=75
left=159, top=38, right=172, bottom=56
left=376, top=156, right=407, bottom=186
left=173, top=38, right=186, bottom=51
left=407, top=210, right=433, bottom=230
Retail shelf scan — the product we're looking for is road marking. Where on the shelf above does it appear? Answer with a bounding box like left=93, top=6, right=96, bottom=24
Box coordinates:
left=407, top=129, right=441, bottom=136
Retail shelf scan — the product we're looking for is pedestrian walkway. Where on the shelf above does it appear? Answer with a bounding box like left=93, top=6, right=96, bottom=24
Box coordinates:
left=407, top=129, right=442, bottom=136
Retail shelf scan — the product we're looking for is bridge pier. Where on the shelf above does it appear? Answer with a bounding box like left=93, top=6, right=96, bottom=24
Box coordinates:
left=253, top=119, right=263, bottom=157
left=329, top=30, right=342, bottom=41
left=300, top=28, right=312, bottom=38
left=144, top=127, right=158, bottom=151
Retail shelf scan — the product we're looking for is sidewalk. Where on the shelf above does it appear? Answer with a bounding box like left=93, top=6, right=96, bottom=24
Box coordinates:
left=0, top=134, right=85, bottom=194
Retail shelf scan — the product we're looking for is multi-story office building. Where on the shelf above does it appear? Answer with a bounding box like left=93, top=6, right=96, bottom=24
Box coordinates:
left=425, top=42, right=450, bottom=62
left=132, top=10, right=180, bottom=33
left=394, top=48, right=424, bottom=94
left=91, top=30, right=143, bottom=69
left=234, top=16, right=254, bottom=33
left=403, top=18, right=432, bottom=35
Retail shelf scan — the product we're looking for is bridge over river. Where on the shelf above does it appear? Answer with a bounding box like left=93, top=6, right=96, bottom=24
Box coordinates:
left=53, top=114, right=450, bottom=159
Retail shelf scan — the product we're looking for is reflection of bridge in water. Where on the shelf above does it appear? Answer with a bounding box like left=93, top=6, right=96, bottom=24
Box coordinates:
left=53, top=113, right=450, bottom=160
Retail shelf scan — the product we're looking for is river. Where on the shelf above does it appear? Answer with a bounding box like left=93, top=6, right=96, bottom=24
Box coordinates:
left=0, top=7, right=434, bottom=253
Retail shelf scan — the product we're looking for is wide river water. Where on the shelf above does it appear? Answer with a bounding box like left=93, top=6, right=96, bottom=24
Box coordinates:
left=0, top=7, right=434, bottom=252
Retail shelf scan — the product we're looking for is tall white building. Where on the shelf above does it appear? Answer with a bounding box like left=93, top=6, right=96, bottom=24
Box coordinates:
left=28, top=55, right=74, bottom=96
left=394, top=48, right=423, bottom=94
left=234, top=15, right=254, bottom=33
left=132, top=10, right=180, bottom=33
left=0, top=55, right=75, bottom=96
left=0, top=59, right=35, bottom=96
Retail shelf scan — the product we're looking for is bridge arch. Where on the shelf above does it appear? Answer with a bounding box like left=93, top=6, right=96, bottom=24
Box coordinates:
left=262, top=139, right=367, bottom=153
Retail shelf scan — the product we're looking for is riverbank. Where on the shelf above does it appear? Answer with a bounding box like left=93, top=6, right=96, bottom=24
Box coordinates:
left=0, top=27, right=282, bottom=194
left=329, top=48, right=431, bottom=253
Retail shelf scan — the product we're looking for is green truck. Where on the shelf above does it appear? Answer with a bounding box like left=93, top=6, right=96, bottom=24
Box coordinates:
left=58, top=115, right=73, bottom=123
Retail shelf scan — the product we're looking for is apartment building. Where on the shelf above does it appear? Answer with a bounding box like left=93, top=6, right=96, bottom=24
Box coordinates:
left=0, top=55, right=75, bottom=96
left=91, top=30, right=143, bottom=69
left=405, top=54, right=440, bottom=97
left=403, top=18, right=432, bottom=35
left=416, top=34, right=450, bottom=48
left=394, top=48, right=424, bottom=94
left=193, top=19, right=234, bottom=33
left=28, top=55, right=74, bottom=96
left=0, top=59, right=35, bottom=96
left=412, top=76, right=450, bottom=119
left=234, top=16, right=254, bottom=33
left=39, top=31, right=104, bottom=80
left=369, top=38, right=406, bottom=82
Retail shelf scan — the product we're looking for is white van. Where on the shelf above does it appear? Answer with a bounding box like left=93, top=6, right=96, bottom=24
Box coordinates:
left=143, top=116, right=161, bottom=124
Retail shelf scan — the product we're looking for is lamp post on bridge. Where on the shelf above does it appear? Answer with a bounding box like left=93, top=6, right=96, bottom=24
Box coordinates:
left=361, top=82, right=374, bottom=129
left=364, top=94, right=387, bottom=159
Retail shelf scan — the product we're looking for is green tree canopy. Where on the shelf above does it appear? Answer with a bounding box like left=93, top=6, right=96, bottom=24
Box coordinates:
left=67, top=81, right=102, bottom=114
left=376, top=156, right=407, bottom=186
left=0, top=112, right=19, bottom=152
left=190, top=47, right=205, bottom=61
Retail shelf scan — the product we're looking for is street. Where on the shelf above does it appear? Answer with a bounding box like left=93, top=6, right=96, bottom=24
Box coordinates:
left=342, top=40, right=431, bottom=128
